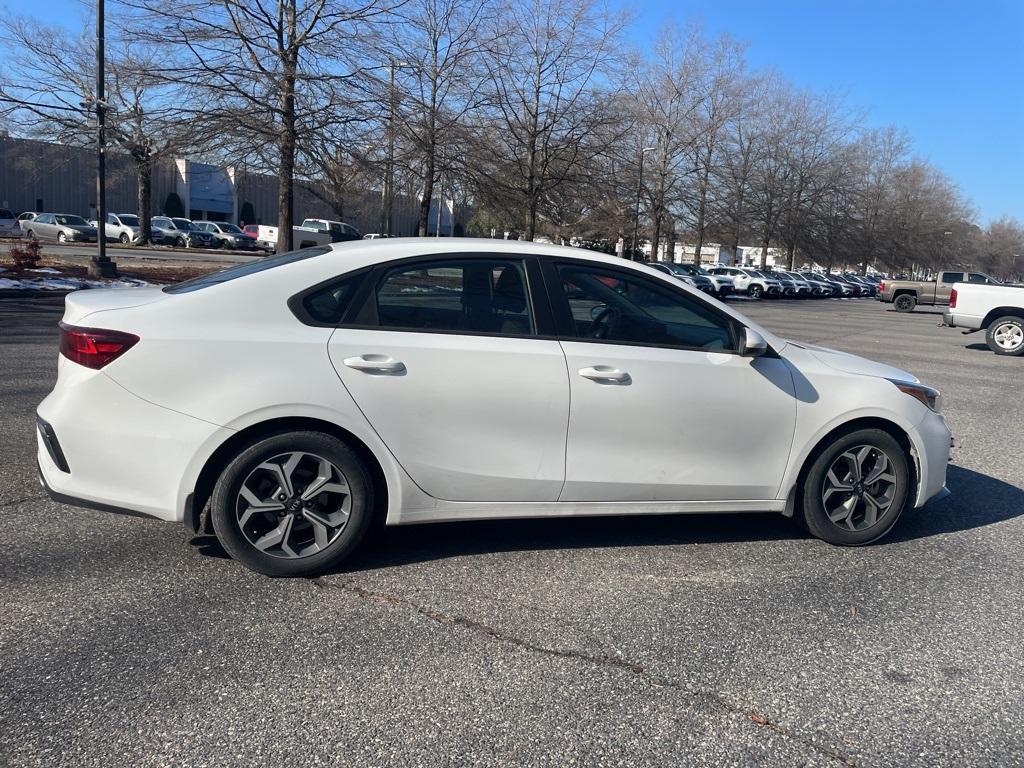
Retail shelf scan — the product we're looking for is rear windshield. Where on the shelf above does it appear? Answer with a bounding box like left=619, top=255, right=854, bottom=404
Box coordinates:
left=163, top=246, right=332, bottom=294
left=0, top=209, right=13, bottom=219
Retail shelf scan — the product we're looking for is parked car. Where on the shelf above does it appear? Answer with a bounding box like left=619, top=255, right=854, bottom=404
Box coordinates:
left=16, top=212, right=37, bottom=226
left=765, top=270, right=806, bottom=298
left=809, top=273, right=853, bottom=297
left=846, top=275, right=878, bottom=297
left=878, top=270, right=1001, bottom=312
left=36, top=239, right=952, bottom=576
left=170, top=218, right=217, bottom=249
left=0, top=208, right=21, bottom=238
left=645, top=262, right=720, bottom=296
left=22, top=213, right=98, bottom=243
left=709, top=267, right=782, bottom=299
left=363, top=233, right=389, bottom=240
left=90, top=213, right=142, bottom=244
left=784, top=271, right=830, bottom=297
left=193, top=221, right=257, bottom=250
left=943, top=282, right=1024, bottom=356
left=151, top=216, right=190, bottom=246
left=300, top=218, right=362, bottom=242
left=660, top=261, right=734, bottom=297
left=242, top=225, right=274, bottom=253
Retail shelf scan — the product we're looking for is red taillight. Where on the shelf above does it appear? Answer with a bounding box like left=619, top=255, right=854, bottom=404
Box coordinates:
left=59, top=322, right=139, bottom=369
left=949, top=288, right=957, bottom=308
left=879, top=281, right=885, bottom=292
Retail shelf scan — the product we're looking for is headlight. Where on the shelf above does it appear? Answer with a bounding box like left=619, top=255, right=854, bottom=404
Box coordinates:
left=889, top=379, right=941, bottom=412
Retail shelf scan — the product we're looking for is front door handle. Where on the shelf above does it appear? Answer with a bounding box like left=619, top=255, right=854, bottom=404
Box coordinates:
left=578, top=366, right=630, bottom=384
left=343, top=355, right=406, bottom=374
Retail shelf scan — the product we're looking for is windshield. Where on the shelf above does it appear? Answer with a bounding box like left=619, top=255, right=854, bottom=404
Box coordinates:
left=219, top=223, right=244, bottom=234
left=55, top=215, right=87, bottom=226
left=119, top=214, right=140, bottom=226
left=172, top=218, right=196, bottom=230
left=164, top=246, right=332, bottom=293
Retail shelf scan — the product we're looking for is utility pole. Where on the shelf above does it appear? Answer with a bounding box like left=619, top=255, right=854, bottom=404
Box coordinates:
left=91, top=0, right=115, bottom=277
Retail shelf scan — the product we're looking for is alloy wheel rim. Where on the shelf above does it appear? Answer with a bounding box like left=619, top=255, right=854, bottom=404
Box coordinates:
left=235, top=451, right=351, bottom=559
left=993, top=323, right=1023, bottom=350
left=821, top=445, right=898, bottom=532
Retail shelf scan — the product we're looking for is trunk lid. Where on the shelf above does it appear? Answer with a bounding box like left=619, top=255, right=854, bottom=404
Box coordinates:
left=63, top=287, right=169, bottom=325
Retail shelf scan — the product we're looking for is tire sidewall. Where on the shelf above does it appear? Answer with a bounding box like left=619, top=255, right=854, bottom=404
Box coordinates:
left=801, top=428, right=911, bottom=546
left=986, top=316, right=1024, bottom=356
left=749, top=284, right=763, bottom=299
left=211, top=431, right=374, bottom=577
left=894, top=294, right=915, bottom=312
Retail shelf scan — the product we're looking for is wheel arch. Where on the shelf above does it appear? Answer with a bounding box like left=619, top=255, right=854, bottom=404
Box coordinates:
left=184, top=416, right=389, bottom=534
left=782, top=416, right=917, bottom=517
left=981, top=307, right=1024, bottom=329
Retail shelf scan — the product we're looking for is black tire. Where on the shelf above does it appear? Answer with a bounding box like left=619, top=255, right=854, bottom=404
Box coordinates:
left=210, top=431, right=374, bottom=577
left=26, top=228, right=36, bottom=240
left=985, top=315, right=1024, bottom=356
left=800, top=428, right=911, bottom=546
left=175, top=236, right=187, bottom=248
left=119, top=232, right=129, bottom=244
left=893, top=293, right=916, bottom=313
left=748, top=284, right=764, bottom=300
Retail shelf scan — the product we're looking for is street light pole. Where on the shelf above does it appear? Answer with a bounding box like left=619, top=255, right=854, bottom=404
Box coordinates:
left=93, top=0, right=110, bottom=273
left=630, top=147, right=654, bottom=261
left=385, top=59, right=396, bottom=236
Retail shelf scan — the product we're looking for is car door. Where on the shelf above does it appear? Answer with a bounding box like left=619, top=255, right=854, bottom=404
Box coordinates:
left=33, top=214, right=55, bottom=239
left=326, top=255, right=569, bottom=503
left=937, top=272, right=963, bottom=303
left=546, top=260, right=797, bottom=502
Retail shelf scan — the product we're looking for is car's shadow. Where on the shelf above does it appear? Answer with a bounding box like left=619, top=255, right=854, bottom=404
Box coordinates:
left=885, top=308, right=946, bottom=316
left=188, top=465, right=1022, bottom=570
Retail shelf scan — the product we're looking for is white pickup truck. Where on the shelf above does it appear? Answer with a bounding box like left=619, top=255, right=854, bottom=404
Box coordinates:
left=943, top=282, right=1024, bottom=356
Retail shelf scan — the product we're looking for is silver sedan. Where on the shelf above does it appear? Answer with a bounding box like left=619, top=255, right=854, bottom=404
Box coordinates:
left=22, top=213, right=98, bottom=243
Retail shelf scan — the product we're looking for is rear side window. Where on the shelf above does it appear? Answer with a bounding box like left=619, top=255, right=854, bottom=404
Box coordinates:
left=941, top=272, right=964, bottom=284
left=294, top=271, right=367, bottom=324
left=374, top=259, right=533, bottom=335
left=163, top=246, right=332, bottom=293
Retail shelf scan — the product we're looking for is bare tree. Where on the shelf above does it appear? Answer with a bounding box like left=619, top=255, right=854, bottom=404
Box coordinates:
left=125, top=0, right=395, bottom=252
left=0, top=17, right=188, bottom=241
left=470, top=0, right=627, bottom=241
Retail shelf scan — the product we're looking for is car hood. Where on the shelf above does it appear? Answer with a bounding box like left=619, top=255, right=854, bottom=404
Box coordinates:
left=64, top=224, right=96, bottom=232
left=789, top=341, right=918, bottom=383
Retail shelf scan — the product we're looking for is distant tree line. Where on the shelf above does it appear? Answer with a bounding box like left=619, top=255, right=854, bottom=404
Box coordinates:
left=1, top=0, right=1021, bottom=275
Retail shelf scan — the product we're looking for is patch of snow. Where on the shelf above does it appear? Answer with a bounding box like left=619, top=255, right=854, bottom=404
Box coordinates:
left=0, top=275, right=158, bottom=291
left=28, top=267, right=61, bottom=274
left=0, top=278, right=23, bottom=289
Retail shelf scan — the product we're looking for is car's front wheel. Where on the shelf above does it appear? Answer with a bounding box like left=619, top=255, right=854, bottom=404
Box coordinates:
left=800, top=428, right=911, bottom=546
left=210, top=431, right=374, bottom=576
left=985, top=316, right=1024, bottom=356
left=119, top=232, right=129, bottom=244
left=748, top=284, right=764, bottom=300
left=57, top=232, right=67, bottom=243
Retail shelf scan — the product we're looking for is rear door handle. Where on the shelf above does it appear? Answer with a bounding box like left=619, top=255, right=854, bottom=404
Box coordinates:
left=578, top=366, right=630, bottom=384
left=343, top=355, right=406, bottom=374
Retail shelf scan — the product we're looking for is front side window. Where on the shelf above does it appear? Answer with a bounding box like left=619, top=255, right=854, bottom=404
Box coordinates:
left=941, top=272, right=964, bottom=284
left=555, top=263, right=736, bottom=351
left=968, top=273, right=998, bottom=284
left=375, top=259, right=533, bottom=335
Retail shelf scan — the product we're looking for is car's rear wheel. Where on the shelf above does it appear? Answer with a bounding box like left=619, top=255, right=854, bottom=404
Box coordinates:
left=210, top=431, right=374, bottom=576
left=800, top=428, right=910, bottom=546
left=893, top=294, right=916, bottom=312
left=748, top=284, right=764, bottom=300
left=985, top=316, right=1024, bottom=356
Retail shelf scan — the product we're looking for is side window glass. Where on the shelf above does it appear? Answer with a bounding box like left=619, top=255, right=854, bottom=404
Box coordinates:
left=375, top=259, right=533, bottom=335
left=967, top=273, right=987, bottom=284
left=298, top=272, right=366, bottom=324
left=941, top=272, right=964, bottom=284
left=555, top=264, right=736, bottom=351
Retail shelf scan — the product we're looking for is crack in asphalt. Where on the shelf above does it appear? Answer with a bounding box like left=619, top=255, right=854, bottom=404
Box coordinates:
left=310, top=578, right=857, bottom=766
left=0, top=493, right=48, bottom=510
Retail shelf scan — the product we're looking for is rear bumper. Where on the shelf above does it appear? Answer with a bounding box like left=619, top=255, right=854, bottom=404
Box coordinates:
left=37, top=363, right=233, bottom=523
left=942, top=310, right=983, bottom=330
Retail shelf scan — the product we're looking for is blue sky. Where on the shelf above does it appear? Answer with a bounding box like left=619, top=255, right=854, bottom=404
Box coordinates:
left=620, top=0, right=1023, bottom=224
left=4, top=0, right=1022, bottom=223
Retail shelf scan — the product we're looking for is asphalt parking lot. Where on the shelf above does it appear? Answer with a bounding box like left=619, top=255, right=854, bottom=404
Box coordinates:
left=1, top=295, right=1021, bottom=768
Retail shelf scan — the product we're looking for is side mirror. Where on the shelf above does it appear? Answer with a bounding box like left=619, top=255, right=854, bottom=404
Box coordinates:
left=739, top=327, right=768, bottom=358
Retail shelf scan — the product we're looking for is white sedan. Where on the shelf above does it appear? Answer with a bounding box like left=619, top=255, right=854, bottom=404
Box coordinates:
left=37, top=240, right=952, bottom=576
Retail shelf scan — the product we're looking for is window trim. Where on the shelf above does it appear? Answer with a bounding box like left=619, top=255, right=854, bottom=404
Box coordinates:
left=289, top=252, right=559, bottom=339
left=540, top=258, right=754, bottom=356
